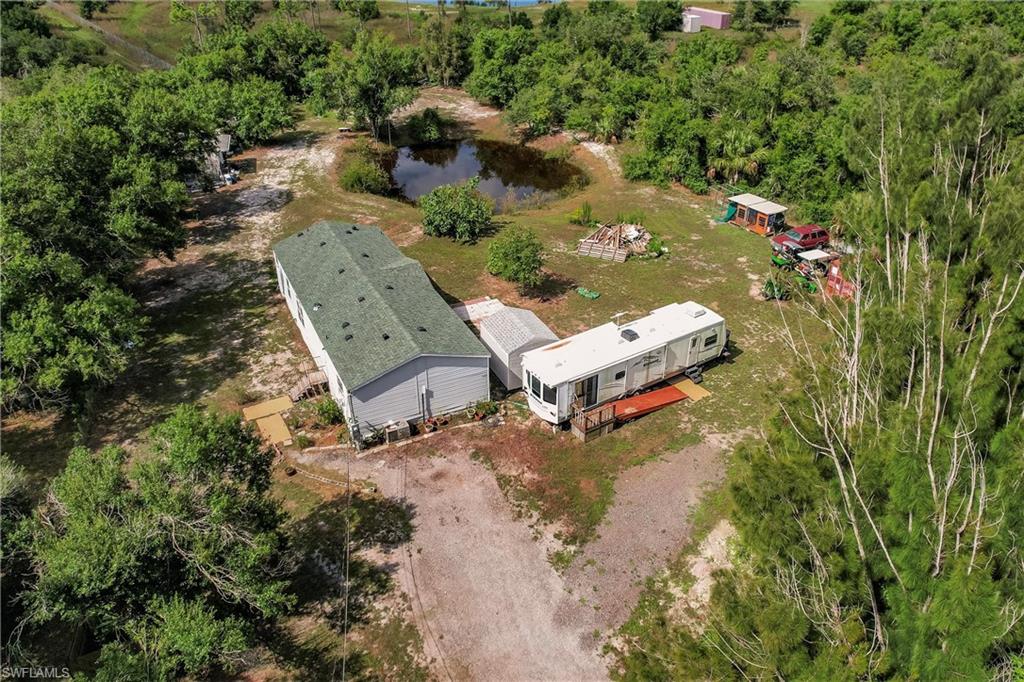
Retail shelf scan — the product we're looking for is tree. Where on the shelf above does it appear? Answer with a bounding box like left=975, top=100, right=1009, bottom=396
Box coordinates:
left=420, top=178, right=492, bottom=243
left=1, top=67, right=207, bottom=408
left=230, top=76, right=295, bottom=145
left=24, top=406, right=293, bottom=678
left=420, top=14, right=472, bottom=87
left=169, top=0, right=219, bottom=49
left=465, top=27, right=537, bottom=107
left=334, top=0, right=380, bottom=23
left=77, top=0, right=109, bottom=20
left=315, top=31, right=417, bottom=138
left=707, top=127, right=768, bottom=184
left=487, top=225, right=544, bottom=291
left=1, top=2, right=98, bottom=77
left=222, top=0, right=258, bottom=29
left=733, top=0, right=794, bottom=28
left=636, top=0, right=681, bottom=39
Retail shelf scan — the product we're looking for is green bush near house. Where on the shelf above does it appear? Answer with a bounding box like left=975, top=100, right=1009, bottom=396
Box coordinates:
left=487, top=225, right=544, bottom=291
left=419, top=177, right=492, bottom=243
left=313, top=396, right=344, bottom=426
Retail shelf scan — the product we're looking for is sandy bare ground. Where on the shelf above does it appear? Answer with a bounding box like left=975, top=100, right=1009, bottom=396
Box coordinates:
left=562, top=440, right=727, bottom=632
left=295, top=426, right=731, bottom=681
left=296, top=442, right=609, bottom=681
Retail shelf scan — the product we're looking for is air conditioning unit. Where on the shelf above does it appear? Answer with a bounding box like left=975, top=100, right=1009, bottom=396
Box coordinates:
left=385, top=420, right=411, bottom=443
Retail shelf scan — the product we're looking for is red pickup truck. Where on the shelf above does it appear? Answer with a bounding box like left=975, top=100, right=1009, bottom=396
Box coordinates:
left=771, top=225, right=830, bottom=253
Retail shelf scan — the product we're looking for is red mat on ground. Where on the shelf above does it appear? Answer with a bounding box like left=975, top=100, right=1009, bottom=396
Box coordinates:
left=612, top=385, right=688, bottom=421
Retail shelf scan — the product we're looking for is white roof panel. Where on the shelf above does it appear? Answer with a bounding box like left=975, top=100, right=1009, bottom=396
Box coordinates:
left=748, top=199, right=787, bottom=215
left=480, top=307, right=558, bottom=355
left=728, top=193, right=765, bottom=206
left=798, top=249, right=832, bottom=261
left=521, top=302, right=724, bottom=386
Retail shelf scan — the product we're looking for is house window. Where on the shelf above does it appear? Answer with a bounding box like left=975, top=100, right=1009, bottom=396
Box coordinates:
left=542, top=383, right=556, bottom=405
left=703, top=333, right=718, bottom=348
left=530, top=374, right=541, bottom=398
left=614, top=370, right=625, bottom=380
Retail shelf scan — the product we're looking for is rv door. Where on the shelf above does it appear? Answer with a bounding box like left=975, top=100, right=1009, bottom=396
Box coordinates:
left=686, top=334, right=700, bottom=367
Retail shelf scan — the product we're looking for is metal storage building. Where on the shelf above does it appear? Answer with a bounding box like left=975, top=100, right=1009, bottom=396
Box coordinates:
left=273, top=221, right=490, bottom=443
left=479, top=307, right=559, bottom=390
left=684, top=6, right=731, bottom=29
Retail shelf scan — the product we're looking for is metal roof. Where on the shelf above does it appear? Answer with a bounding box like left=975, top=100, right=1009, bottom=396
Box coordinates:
left=521, top=302, right=724, bottom=386
left=480, top=307, right=558, bottom=355
left=273, top=221, right=487, bottom=390
left=728, top=193, right=788, bottom=215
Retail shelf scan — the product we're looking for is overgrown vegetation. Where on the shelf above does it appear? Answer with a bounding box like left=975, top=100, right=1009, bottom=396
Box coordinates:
left=339, top=139, right=392, bottom=195
left=614, top=10, right=1024, bottom=678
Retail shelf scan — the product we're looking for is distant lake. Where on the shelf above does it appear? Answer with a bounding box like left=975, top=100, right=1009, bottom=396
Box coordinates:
left=385, top=139, right=587, bottom=206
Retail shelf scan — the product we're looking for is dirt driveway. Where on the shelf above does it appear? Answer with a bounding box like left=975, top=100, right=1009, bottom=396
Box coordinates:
left=296, top=426, right=731, bottom=681
left=299, top=440, right=609, bottom=681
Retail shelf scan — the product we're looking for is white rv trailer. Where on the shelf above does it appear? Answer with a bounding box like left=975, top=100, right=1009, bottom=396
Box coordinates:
left=520, top=302, right=727, bottom=424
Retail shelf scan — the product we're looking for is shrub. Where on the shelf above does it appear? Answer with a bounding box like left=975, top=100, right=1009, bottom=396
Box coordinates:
left=420, top=177, right=493, bottom=243
left=646, top=233, right=665, bottom=257
left=568, top=201, right=593, bottom=225
left=616, top=210, right=645, bottom=224
left=487, top=225, right=544, bottom=291
left=405, top=107, right=451, bottom=143
left=339, top=156, right=390, bottom=194
left=313, top=396, right=344, bottom=426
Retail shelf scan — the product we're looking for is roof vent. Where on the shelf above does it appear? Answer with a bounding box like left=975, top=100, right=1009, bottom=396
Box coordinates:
left=338, top=268, right=345, bottom=274
left=313, top=303, right=322, bottom=311
left=345, top=230, right=352, bottom=235
left=319, top=241, right=326, bottom=247
left=621, top=329, right=639, bottom=342
left=357, top=296, right=365, bottom=302
left=341, top=321, right=350, bottom=328
left=361, top=253, right=369, bottom=258
left=385, top=284, right=394, bottom=290
left=344, top=334, right=353, bottom=341
left=297, top=231, right=304, bottom=237
left=382, top=333, right=390, bottom=340
left=352, top=226, right=359, bottom=231
left=417, top=326, right=427, bottom=332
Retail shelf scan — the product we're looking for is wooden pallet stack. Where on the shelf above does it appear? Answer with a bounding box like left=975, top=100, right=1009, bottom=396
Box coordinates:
left=576, top=223, right=651, bottom=262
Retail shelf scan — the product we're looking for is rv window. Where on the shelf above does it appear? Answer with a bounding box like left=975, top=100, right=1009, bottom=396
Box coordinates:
left=703, top=333, right=718, bottom=348
left=297, top=306, right=304, bottom=326
left=614, top=370, right=625, bottom=380
left=530, top=374, right=541, bottom=398
left=542, top=384, right=556, bottom=404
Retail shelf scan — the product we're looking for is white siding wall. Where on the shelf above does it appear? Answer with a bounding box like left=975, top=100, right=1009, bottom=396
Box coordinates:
left=350, top=355, right=489, bottom=432
left=480, top=327, right=514, bottom=389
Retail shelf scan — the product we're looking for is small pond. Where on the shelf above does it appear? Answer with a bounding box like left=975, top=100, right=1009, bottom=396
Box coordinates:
left=385, top=139, right=587, bottom=206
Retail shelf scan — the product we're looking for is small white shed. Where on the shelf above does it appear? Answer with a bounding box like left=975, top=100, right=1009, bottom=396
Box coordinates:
left=479, top=307, right=558, bottom=390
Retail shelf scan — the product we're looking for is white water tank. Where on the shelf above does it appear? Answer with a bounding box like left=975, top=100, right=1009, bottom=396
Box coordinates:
left=683, top=13, right=702, bottom=33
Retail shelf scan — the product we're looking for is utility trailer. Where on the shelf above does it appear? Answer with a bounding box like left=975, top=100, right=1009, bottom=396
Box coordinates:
left=520, top=302, right=728, bottom=424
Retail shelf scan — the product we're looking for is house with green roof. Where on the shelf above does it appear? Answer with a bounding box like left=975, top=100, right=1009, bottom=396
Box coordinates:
left=273, top=221, right=489, bottom=443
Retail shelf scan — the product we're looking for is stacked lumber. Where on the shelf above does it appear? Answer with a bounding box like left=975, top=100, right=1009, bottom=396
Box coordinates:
left=576, top=223, right=651, bottom=262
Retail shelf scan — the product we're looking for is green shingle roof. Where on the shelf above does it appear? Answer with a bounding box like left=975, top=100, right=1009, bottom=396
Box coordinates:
left=273, top=221, right=486, bottom=390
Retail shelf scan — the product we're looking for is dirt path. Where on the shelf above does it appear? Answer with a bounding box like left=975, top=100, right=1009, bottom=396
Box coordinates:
left=562, top=440, right=727, bottom=631
left=92, top=132, right=339, bottom=447
left=297, top=443, right=609, bottom=681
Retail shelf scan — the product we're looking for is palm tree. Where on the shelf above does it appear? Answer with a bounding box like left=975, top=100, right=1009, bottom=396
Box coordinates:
left=707, top=128, right=769, bottom=184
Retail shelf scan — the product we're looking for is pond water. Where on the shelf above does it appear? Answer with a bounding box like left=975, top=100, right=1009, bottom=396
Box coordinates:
left=385, top=139, right=586, bottom=206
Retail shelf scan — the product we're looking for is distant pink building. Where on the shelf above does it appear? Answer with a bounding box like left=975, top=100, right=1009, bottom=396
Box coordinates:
left=684, top=6, right=732, bottom=30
